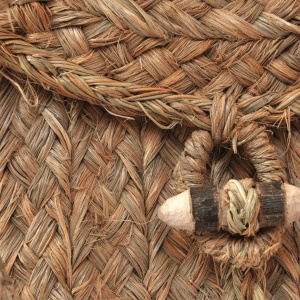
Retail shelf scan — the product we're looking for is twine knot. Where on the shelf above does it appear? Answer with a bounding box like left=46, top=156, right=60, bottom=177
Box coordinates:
left=224, top=179, right=260, bottom=236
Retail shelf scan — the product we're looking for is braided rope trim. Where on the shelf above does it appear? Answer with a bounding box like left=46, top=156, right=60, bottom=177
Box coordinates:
left=0, top=0, right=300, bottom=131
left=0, top=26, right=300, bottom=130
left=0, top=27, right=213, bottom=129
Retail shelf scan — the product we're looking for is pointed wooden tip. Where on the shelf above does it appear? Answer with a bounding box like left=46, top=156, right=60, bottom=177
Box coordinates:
left=158, top=190, right=195, bottom=231
left=284, top=183, right=300, bottom=224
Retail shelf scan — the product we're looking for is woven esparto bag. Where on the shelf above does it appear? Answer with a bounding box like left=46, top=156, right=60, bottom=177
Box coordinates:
left=1, top=0, right=300, bottom=299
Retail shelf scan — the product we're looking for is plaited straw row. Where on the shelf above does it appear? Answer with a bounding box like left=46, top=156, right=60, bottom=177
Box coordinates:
left=1, top=0, right=300, bottom=130
left=0, top=77, right=151, bottom=299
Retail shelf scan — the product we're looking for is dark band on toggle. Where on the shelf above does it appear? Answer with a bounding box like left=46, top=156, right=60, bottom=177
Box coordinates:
left=191, top=182, right=285, bottom=232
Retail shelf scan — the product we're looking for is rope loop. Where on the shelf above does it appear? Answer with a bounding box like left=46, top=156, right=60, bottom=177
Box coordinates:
left=174, top=122, right=287, bottom=268
left=210, top=93, right=237, bottom=146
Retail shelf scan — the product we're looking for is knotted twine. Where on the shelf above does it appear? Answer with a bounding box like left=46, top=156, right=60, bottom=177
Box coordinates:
left=224, top=178, right=260, bottom=236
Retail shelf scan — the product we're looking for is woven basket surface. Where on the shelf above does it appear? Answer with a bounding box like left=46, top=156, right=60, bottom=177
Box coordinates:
left=1, top=0, right=300, bottom=299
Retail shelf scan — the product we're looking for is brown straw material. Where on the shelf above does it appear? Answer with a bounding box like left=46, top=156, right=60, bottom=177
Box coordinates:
left=0, top=256, right=20, bottom=300
left=1, top=0, right=300, bottom=299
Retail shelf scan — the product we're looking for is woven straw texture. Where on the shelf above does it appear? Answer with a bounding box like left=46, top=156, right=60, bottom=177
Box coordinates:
left=1, top=0, right=300, bottom=299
